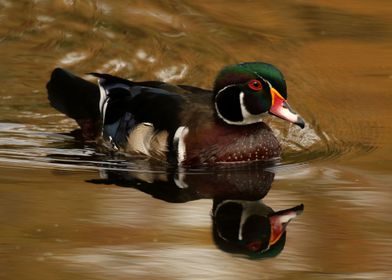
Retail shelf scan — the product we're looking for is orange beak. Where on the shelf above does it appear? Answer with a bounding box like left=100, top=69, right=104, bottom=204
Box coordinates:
left=269, top=88, right=305, bottom=129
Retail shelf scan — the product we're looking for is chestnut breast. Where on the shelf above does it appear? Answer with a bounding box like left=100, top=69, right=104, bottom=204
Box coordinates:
left=182, top=121, right=281, bottom=166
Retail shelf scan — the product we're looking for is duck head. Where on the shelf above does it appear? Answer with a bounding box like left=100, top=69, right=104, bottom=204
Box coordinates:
left=213, top=62, right=305, bottom=128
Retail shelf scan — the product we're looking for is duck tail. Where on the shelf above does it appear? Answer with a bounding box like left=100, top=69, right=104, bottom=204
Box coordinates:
left=46, top=68, right=102, bottom=140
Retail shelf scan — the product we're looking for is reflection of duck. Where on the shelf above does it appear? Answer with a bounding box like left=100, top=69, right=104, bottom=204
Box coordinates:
left=89, top=163, right=275, bottom=202
left=89, top=163, right=304, bottom=259
left=47, top=62, right=304, bottom=166
left=212, top=200, right=304, bottom=259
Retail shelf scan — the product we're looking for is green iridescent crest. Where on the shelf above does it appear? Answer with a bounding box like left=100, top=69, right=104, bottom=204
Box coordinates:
left=213, top=62, right=287, bottom=99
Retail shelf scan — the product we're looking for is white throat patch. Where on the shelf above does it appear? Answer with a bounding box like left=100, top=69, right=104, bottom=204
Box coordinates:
left=239, top=92, right=264, bottom=125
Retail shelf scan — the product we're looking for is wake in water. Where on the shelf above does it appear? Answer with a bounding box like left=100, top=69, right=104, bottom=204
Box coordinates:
left=0, top=116, right=375, bottom=172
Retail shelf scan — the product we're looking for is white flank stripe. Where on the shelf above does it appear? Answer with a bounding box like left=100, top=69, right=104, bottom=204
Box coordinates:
left=174, top=126, right=189, bottom=164
left=98, top=79, right=107, bottom=114
left=174, top=170, right=188, bottom=189
left=98, top=79, right=109, bottom=127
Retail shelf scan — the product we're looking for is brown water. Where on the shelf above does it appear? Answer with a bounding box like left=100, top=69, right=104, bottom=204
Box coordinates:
left=1, top=0, right=392, bottom=279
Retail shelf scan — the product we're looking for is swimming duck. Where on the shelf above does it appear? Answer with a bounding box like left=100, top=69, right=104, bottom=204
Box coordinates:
left=47, top=62, right=305, bottom=166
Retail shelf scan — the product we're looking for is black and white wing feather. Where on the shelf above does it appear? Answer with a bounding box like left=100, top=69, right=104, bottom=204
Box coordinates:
left=92, top=73, right=187, bottom=162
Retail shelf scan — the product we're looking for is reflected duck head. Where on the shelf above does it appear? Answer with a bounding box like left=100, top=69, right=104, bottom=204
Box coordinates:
left=212, top=199, right=304, bottom=259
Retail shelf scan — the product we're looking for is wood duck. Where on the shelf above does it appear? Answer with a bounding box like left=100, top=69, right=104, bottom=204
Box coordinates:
left=47, top=62, right=305, bottom=166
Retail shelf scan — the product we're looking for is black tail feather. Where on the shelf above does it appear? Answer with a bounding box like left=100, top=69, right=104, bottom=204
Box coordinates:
left=47, top=68, right=100, bottom=120
left=47, top=68, right=102, bottom=139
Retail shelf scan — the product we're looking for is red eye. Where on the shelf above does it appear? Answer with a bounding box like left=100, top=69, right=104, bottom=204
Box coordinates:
left=248, top=79, right=263, bottom=91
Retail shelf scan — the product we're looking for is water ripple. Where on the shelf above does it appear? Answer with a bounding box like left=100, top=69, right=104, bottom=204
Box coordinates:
left=0, top=117, right=377, bottom=173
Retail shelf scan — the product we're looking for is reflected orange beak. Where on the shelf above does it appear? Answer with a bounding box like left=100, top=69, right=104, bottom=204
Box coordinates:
left=269, top=204, right=304, bottom=245
left=269, top=88, right=305, bottom=129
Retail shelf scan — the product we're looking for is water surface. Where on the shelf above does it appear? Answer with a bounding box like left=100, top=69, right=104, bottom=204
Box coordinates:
left=0, top=1, right=391, bottom=279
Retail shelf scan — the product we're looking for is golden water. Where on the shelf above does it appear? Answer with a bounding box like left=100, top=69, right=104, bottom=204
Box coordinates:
left=1, top=1, right=392, bottom=279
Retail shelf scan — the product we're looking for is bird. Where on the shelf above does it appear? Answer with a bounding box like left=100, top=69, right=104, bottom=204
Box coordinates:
left=46, top=62, right=305, bottom=166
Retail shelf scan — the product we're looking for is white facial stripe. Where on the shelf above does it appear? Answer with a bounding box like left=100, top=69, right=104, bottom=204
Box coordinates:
left=237, top=200, right=268, bottom=241
left=173, top=126, right=189, bottom=164
left=215, top=200, right=266, bottom=241
left=215, top=89, right=265, bottom=126
left=239, top=92, right=265, bottom=125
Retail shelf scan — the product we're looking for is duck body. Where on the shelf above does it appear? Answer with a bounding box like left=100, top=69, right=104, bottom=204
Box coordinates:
left=47, top=62, right=303, bottom=166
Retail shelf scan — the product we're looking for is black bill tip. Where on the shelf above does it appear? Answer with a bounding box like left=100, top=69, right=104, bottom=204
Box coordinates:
left=295, top=116, right=305, bottom=129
